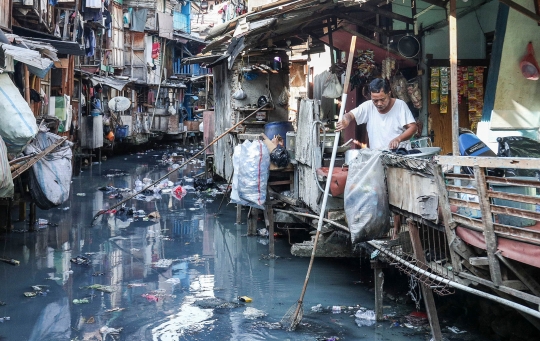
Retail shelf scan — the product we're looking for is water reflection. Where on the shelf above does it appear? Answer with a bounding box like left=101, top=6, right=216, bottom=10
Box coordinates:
left=1, top=150, right=456, bottom=341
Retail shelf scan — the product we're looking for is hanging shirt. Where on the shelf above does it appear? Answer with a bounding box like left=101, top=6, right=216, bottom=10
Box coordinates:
left=84, top=29, right=95, bottom=57
left=350, top=98, right=415, bottom=150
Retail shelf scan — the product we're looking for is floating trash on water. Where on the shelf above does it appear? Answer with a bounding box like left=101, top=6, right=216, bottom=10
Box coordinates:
left=58, top=207, right=70, bottom=210
left=153, top=259, right=174, bottom=268
left=332, top=306, right=342, bottom=314
left=0, top=317, right=11, bottom=323
left=172, top=185, right=187, bottom=201
left=238, top=296, right=252, bottom=303
left=82, top=284, right=115, bottom=293
left=142, top=293, right=159, bottom=302
left=0, top=301, right=5, bottom=306
left=86, top=316, right=95, bottom=324
left=311, top=304, right=324, bottom=313
left=105, top=307, right=125, bottom=313
left=165, top=278, right=180, bottom=285
left=355, top=309, right=376, bottom=327
left=73, top=298, right=90, bottom=304
left=45, top=275, right=61, bottom=281
left=76, top=193, right=86, bottom=196
left=127, top=283, right=146, bottom=288
left=23, top=292, right=37, bottom=298
left=447, top=326, right=467, bottom=334
left=92, top=272, right=105, bottom=276
left=70, top=256, right=91, bottom=265
left=243, top=307, right=267, bottom=319
left=100, top=326, right=123, bottom=339
left=194, top=298, right=241, bottom=309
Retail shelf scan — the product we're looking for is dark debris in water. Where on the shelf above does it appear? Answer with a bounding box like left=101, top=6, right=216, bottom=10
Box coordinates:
left=194, top=298, right=241, bottom=309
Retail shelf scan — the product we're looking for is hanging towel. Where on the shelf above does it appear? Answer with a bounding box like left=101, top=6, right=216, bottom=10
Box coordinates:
left=131, top=9, right=148, bottom=32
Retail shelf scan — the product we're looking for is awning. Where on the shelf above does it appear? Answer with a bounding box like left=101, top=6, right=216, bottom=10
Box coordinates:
left=0, top=43, right=54, bottom=71
left=174, top=32, right=206, bottom=44
left=12, top=25, right=85, bottom=56
left=88, top=75, right=132, bottom=91
left=181, top=54, right=221, bottom=66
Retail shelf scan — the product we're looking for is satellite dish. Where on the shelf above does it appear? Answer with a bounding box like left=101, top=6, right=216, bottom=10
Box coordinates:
left=108, top=96, right=131, bottom=112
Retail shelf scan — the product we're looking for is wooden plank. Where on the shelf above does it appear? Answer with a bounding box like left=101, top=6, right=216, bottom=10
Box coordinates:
left=333, top=12, right=388, bottom=35
left=469, top=257, right=489, bottom=266
left=11, top=137, right=67, bottom=180
left=446, top=185, right=477, bottom=195
left=458, top=272, right=540, bottom=305
left=444, top=173, right=474, bottom=180
left=490, top=204, right=540, bottom=222
left=436, top=155, right=540, bottom=169
left=499, top=0, right=540, bottom=24
left=433, top=164, right=461, bottom=270
left=269, top=188, right=299, bottom=206
left=486, top=176, right=540, bottom=187
left=371, top=260, right=385, bottom=321
left=473, top=166, right=503, bottom=286
left=408, top=220, right=443, bottom=341
left=268, top=180, right=292, bottom=186
left=497, top=253, right=540, bottom=296
left=502, top=280, right=529, bottom=291
left=488, top=190, right=540, bottom=205
left=236, top=204, right=242, bottom=224
left=449, top=197, right=480, bottom=210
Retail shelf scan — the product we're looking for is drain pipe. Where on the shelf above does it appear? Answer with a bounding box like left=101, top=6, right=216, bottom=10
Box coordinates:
left=368, top=240, right=540, bottom=319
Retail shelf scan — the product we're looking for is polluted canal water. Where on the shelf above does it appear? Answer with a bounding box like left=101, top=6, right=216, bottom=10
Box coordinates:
left=1, top=147, right=488, bottom=341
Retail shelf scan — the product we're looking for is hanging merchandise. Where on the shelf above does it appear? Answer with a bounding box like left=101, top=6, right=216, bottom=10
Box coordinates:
left=430, top=67, right=440, bottom=104
left=439, top=68, right=449, bottom=113
left=278, top=87, right=289, bottom=106
left=381, top=57, right=396, bottom=81
left=350, top=49, right=376, bottom=90
left=390, top=73, right=410, bottom=102
left=322, top=73, right=343, bottom=99
left=407, top=78, right=422, bottom=109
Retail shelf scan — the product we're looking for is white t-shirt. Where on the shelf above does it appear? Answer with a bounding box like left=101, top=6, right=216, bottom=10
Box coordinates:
left=350, top=99, right=415, bottom=150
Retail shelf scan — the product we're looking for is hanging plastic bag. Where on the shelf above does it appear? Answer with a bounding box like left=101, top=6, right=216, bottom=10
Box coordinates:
left=344, top=149, right=390, bottom=243
left=231, top=145, right=249, bottom=206
left=278, top=87, right=289, bottom=106
left=233, top=88, right=247, bottom=100
left=237, top=140, right=270, bottom=209
left=0, top=136, right=13, bottom=198
left=322, top=73, right=343, bottom=98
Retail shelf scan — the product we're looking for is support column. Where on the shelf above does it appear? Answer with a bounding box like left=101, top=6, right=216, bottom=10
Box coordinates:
left=19, top=201, right=26, bottom=222
left=247, top=208, right=259, bottom=236
left=408, top=220, right=443, bottom=341
left=264, top=204, right=275, bottom=255
left=371, top=260, right=385, bottom=321
left=29, top=203, right=37, bottom=232
left=236, top=204, right=242, bottom=224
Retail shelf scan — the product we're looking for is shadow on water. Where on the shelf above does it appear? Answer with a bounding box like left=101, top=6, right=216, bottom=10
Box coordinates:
left=0, top=147, right=493, bottom=341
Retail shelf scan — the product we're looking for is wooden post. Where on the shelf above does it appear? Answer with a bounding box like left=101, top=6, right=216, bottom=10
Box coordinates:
left=327, top=18, right=335, bottom=67
left=473, top=165, right=503, bottom=286
left=433, top=164, right=462, bottom=272
left=247, top=208, right=259, bottom=236
left=19, top=201, right=26, bottom=222
left=236, top=204, right=242, bottom=224
left=6, top=200, right=12, bottom=232
left=408, top=220, right=443, bottom=341
left=448, top=0, right=459, bottom=156
left=24, top=65, right=30, bottom=105
left=264, top=204, right=275, bottom=255
left=371, top=260, right=385, bottom=321
left=63, top=10, right=70, bottom=40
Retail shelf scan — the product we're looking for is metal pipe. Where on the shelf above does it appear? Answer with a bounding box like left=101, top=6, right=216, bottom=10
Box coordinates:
left=368, top=240, right=540, bottom=319
left=274, top=209, right=349, bottom=233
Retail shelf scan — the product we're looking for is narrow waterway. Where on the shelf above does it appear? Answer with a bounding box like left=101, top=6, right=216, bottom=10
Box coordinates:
left=0, top=145, right=491, bottom=341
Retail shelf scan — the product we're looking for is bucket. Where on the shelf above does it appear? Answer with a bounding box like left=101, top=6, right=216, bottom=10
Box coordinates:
left=115, top=125, right=129, bottom=139
left=264, top=121, right=294, bottom=147
left=491, top=177, right=537, bottom=227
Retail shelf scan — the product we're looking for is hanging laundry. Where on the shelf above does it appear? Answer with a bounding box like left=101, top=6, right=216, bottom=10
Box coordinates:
left=131, top=8, right=148, bottom=32
left=84, top=28, right=95, bottom=57
left=86, top=0, right=101, bottom=8
left=148, top=90, right=155, bottom=104
left=152, top=42, right=160, bottom=60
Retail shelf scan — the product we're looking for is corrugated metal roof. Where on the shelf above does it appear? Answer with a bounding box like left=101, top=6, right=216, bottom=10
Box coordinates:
left=0, top=43, right=54, bottom=70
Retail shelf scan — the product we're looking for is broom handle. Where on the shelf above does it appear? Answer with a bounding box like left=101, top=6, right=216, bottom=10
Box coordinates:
left=92, top=103, right=270, bottom=222
left=292, top=36, right=357, bottom=317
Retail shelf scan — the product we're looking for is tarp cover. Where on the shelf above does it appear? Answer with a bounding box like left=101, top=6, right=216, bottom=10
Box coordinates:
left=0, top=73, right=38, bottom=153
left=24, top=131, right=73, bottom=209
left=0, top=136, right=14, bottom=198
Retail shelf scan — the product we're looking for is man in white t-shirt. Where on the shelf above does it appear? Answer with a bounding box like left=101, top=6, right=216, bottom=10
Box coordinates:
left=336, top=78, right=416, bottom=150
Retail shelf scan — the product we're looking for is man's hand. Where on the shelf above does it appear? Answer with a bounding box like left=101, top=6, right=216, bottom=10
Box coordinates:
left=336, top=113, right=351, bottom=132
left=389, top=137, right=401, bottom=149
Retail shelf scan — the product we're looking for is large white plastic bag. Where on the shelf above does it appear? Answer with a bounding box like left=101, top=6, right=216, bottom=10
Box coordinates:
left=231, top=144, right=249, bottom=206
left=25, top=131, right=73, bottom=209
left=344, top=149, right=390, bottom=243
left=238, top=140, right=270, bottom=209
left=0, top=73, right=38, bottom=153
left=0, top=136, right=14, bottom=198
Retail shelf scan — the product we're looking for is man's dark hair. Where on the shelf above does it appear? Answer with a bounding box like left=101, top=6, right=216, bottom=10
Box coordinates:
left=369, top=78, right=391, bottom=94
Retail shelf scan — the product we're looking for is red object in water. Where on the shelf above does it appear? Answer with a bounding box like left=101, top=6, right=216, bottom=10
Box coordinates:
left=172, top=185, right=187, bottom=201
left=142, top=293, right=159, bottom=302
left=520, top=42, right=540, bottom=80
left=409, top=311, right=428, bottom=319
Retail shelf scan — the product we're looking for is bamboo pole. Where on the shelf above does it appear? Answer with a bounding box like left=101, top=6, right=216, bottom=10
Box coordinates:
left=91, top=104, right=270, bottom=222
left=449, top=0, right=459, bottom=156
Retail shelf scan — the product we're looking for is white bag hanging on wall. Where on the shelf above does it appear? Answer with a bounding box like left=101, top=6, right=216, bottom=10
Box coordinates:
left=0, top=73, right=38, bottom=154
left=322, top=73, right=343, bottom=99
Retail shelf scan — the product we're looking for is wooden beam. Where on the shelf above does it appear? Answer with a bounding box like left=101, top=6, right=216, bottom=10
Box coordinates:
left=408, top=220, right=443, bottom=341
left=473, top=166, right=503, bottom=286
left=371, top=260, right=385, bottom=321
left=499, top=0, right=540, bottom=25
left=469, top=257, right=489, bottom=266
left=497, top=253, right=540, bottom=297
left=340, top=26, right=402, bottom=56
left=449, top=0, right=459, bottom=156
left=436, top=155, right=540, bottom=169
left=333, top=11, right=388, bottom=35
left=23, top=65, right=30, bottom=105
left=359, top=3, right=414, bottom=24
